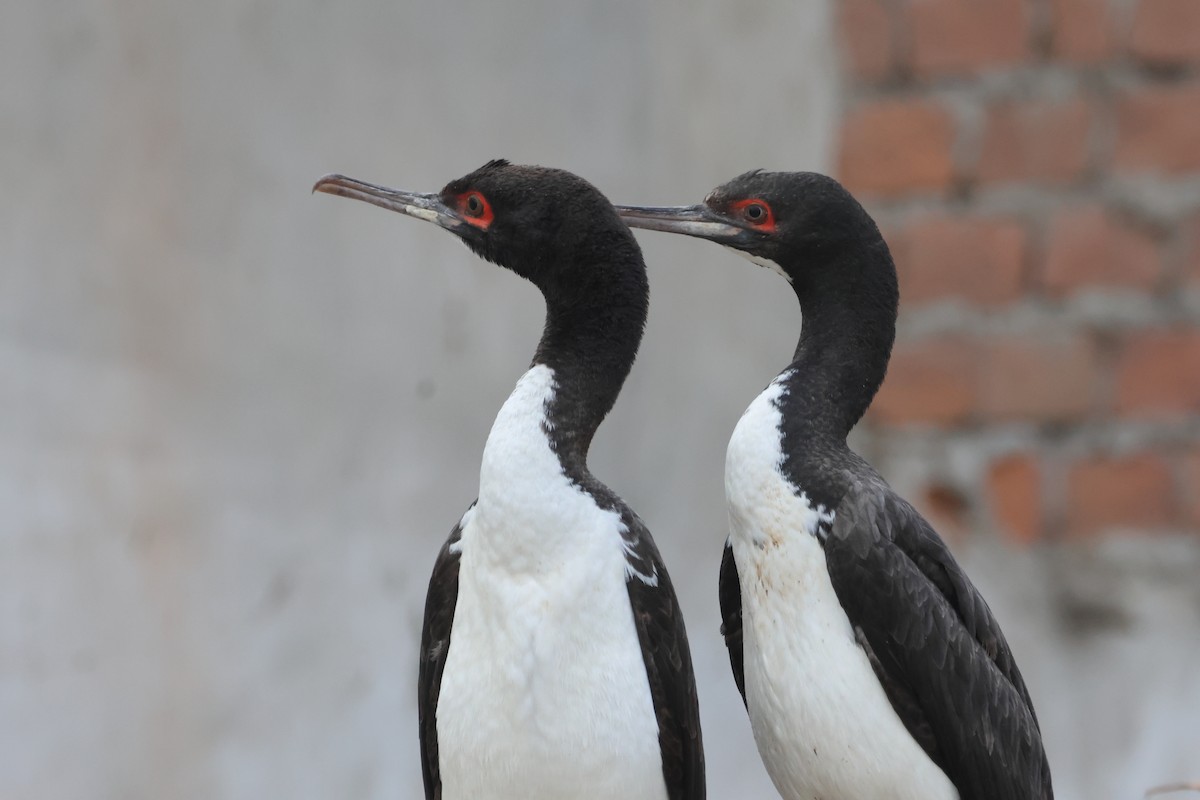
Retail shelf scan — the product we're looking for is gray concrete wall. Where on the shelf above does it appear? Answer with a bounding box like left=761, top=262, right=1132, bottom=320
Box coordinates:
left=2, top=0, right=1196, bottom=798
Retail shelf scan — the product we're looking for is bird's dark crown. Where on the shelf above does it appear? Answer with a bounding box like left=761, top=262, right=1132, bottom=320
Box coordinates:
left=440, top=160, right=643, bottom=295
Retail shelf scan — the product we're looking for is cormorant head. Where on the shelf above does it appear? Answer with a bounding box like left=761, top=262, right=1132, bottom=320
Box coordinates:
left=615, top=170, right=892, bottom=297
left=314, top=160, right=643, bottom=296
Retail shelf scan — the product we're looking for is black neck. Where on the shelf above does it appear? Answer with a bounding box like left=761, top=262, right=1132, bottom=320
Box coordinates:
left=777, top=242, right=898, bottom=449
left=532, top=262, right=648, bottom=474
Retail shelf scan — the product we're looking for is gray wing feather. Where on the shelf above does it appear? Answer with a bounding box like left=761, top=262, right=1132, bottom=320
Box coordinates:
left=718, top=540, right=746, bottom=707
left=418, top=511, right=467, bottom=800
left=823, top=485, right=1052, bottom=800
left=621, top=512, right=706, bottom=800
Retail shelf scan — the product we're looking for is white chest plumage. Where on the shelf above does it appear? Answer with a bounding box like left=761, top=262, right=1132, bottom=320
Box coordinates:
left=436, top=365, right=667, bottom=800
left=725, top=375, right=958, bottom=800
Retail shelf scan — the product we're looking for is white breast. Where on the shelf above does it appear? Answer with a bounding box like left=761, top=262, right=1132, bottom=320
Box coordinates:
left=436, top=365, right=667, bottom=800
left=725, top=375, right=958, bottom=800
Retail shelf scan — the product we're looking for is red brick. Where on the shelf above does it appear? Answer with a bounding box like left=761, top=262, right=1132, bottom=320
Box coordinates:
left=1114, top=328, right=1200, bottom=416
left=977, top=98, right=1092, bottom=186
left=891, top=215, right=1027, bottom=307
left=1183, top=451, right=1200, bottom=527
left=1114, top=84, right=1200, bottom=174
left=1188, top=214, right=1200, bottom=286
left=838, top=0, right=896, bottom=83
left=1130, top=0, right=1200, bottom=66
left=977, top=333, right=1099, bottom=422
left=986, top=454, right=1043, bottom=545
left=1050, top=0, right=1115, bottom=62
left=838, top=100, right=956, bottom=197
left=907, top=0, right=1030, bottom=77
left=1041, top=206, right=1162, bottom=296
left=872, top=337, right=977, bottom=426
left=918, top=482, right=970, bottom=542
left=1067, top=452, right=1177, bottom=537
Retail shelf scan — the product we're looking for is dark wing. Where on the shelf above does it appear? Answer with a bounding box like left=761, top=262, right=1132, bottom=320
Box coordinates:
left=621, top=512, right=706, bottom=800
left=718, top=539, right=746, bottom=707
left=417, top=509, right=468, bottom=800
left=822, top=486, right=1053, bottom=800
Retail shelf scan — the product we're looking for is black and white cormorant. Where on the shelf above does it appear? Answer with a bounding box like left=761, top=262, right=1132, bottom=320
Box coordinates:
left=614, top=171, right=1052, bottom=800
left=314, top=161, right=704, bottom=800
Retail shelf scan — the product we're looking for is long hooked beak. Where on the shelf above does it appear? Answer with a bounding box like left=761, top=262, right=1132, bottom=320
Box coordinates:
left=313, top=174, right=465, bottom=232
left=613, top=203, right=745, bottom=243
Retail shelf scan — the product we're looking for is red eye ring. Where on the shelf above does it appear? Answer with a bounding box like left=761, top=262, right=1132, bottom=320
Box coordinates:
left=459, top=191, right=494, bottom=229
left=730, top=198, right=775, bottom=232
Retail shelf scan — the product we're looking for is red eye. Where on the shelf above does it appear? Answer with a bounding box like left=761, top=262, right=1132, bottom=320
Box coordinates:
left=731, top=198, right=775, bottom=232
left=459, top=191, right=494, bottom=228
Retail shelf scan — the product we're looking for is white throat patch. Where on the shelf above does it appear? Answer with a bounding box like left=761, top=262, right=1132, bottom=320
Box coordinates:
left=722, top=244, right=791, bottom=282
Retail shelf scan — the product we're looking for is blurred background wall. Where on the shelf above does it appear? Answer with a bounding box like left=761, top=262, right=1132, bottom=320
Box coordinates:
left=0, top=0, right=1195, bottom=798
left=833, top=1, right=1200, bottom=797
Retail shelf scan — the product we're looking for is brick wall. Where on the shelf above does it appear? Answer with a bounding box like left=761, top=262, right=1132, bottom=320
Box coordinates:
left=835, top=0, right=1200, bottom=545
